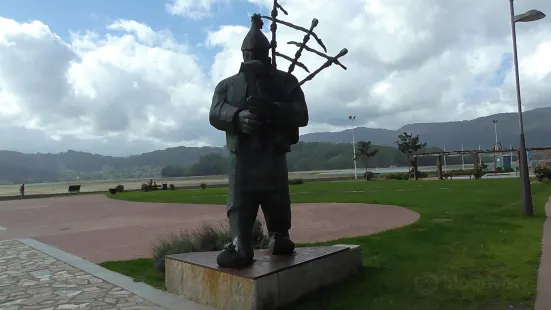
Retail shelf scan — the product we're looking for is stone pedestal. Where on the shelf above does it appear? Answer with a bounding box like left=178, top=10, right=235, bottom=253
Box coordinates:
left=165, top=244, right=362, bottom=310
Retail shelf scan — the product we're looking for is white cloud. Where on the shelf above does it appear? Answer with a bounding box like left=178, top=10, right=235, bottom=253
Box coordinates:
left=0, top=17, right=214, bottom=155
left=233, top=0, right=551, bottom=128
left=166, top=0, right=228, bottom=19
left=0, top=0, right=550, bottom=155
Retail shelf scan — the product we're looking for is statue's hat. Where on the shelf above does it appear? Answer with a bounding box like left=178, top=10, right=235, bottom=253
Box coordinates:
left=241, top=14, right=270, bottom=51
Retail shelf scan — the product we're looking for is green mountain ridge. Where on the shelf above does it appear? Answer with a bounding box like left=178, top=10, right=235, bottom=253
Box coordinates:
left=0, top=147, right=225, bottom=184
left=301, top=107, right=551, bottom=150
left=1, top=107, right=549, bottom=183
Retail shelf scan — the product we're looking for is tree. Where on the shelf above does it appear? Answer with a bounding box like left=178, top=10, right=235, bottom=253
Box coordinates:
left=161, top=165, right=186, bottom=177
left=396, top=132, right=427, bottom=182
left=186, top=153, right=229, bottom=176
left=355, top=141, right=379, bottom=179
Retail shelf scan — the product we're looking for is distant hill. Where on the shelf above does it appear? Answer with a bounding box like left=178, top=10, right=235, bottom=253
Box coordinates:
left=162, top=142, right=457, bottom=178
left=1, top=107, right=550, bottom=183
left=300, top=128, right=397, bottom=146
left=301, top=107, right=551, bottom=150
left=0, top=147, right=225, bottom=184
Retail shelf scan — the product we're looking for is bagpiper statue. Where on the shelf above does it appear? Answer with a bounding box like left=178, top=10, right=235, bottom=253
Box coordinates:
left=209, top=5, right=348, bottom=268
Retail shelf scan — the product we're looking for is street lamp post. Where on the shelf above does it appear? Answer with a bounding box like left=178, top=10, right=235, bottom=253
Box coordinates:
left=508, top=1, right=546, bottom=216
left=493, top=120, right=499, bottom=173
left=349, top=115, right=357, bottom=179
left=443, top=145, right=447, bottom=171
left=461, top=144, right=465, bottom=170
left=493, top=120, right=499, bottom=147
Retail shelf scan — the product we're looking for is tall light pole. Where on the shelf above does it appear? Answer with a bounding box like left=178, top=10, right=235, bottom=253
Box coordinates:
left=443, top=145, right=447, bottom=171
left=508, top=2, right=545, bottom=216
left=493, top=120, right=499, bottom=172
left=461, top=144, right=465, bottom=170
left=493, top=120, right=499, bottom=147
left=349, top=115, right=357, bottom=179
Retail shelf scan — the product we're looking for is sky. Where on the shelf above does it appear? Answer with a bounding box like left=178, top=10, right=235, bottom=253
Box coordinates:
left=0, top=0, right=550, bottom=156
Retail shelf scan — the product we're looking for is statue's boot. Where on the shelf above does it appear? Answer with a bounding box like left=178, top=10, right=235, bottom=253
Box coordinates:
left=216, top=212, right=255, bottom=268
left=216, top=236, right=254, bottom=268
left=268, top=231, right=295, bottom=255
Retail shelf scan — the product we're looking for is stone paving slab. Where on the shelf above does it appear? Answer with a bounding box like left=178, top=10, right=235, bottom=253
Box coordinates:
left=0, top=239, right=212, bottom=310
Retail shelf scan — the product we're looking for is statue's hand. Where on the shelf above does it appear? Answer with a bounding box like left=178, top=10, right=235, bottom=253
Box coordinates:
left=246, top=96, right=277, bottom=120
left=236, top=110, right=261, bottom=134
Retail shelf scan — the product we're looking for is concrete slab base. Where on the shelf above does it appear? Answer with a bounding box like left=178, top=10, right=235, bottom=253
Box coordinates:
left=165, top=244, right=363, bottom=310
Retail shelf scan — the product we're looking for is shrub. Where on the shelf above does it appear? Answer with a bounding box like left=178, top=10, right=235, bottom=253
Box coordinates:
left=289, top=179, right=303, bottom=185
left=410, top=169, right=428, bottom=179
left=480, top=161, right=488, bottom=170
left=442, top=169, right=474, bottom=179
left=190, top=224, right=231, bottom=252
left=535, top=165, right=546, bottom=181
left=534, top=165, right=551, bottom=182
left=252, top=220, right=270, bottom=249
left=363, top=171, right=375, bottom=180
left=385, top=172, right=409, bottom=180
left=152, top=219, right=269, bottom=273
left=108, top=188, right=117, bottom=194
left=152, top=231, right=197, bottom=273
left=473, top=167, right=486, bottom=179
left=504, top=167, right=514, bottom=173
left=169, top=184, right=176, bottom=190
left=199, top=183, right=207, bottom=189
left=115, top=184, right=124, bottom=192
left=385, top=170, right=427, bottom=180
left=451, top=169, right=472, bottom=176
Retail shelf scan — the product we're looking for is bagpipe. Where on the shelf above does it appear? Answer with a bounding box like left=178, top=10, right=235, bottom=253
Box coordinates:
left=262, top=0, right=348, bottom=92
left=244, top=3, right=349, bottom=147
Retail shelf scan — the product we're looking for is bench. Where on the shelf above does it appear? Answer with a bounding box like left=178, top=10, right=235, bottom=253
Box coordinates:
left=68, top=185, right=81, bottom=194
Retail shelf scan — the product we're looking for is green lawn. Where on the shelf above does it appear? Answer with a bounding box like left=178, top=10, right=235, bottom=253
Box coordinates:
left=103, top=179, right=550, bottom=310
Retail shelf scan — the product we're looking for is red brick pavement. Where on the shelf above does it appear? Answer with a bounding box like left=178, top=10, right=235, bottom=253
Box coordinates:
left=0, top=195, right=419, bottom=262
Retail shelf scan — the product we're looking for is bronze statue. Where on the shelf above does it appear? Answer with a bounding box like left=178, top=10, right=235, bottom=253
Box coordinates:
left=209, top=5, right=348, bottom=268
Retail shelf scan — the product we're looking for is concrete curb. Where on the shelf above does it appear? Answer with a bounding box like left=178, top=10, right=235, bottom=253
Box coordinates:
left=535, top=197, right=551, bottom=310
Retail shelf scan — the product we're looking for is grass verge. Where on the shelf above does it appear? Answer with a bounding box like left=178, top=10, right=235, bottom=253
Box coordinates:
left=100, top=258, right=165, bottom=289
left=103, top=179, right=550, bottom=310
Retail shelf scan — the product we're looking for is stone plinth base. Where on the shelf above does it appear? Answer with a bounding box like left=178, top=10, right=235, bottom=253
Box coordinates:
left=165, top=244, right=362, bottom=310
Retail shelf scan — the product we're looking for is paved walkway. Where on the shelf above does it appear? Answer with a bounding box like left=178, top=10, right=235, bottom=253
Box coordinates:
left=536, top=197, right=551, bottom=310
left=0, top=195, right=419, bottom=262
left=0, top=195, right=420, bottom=309
left=3, top=194, right=551, bottom=308
left=0, top=238, right=212, bottom=310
